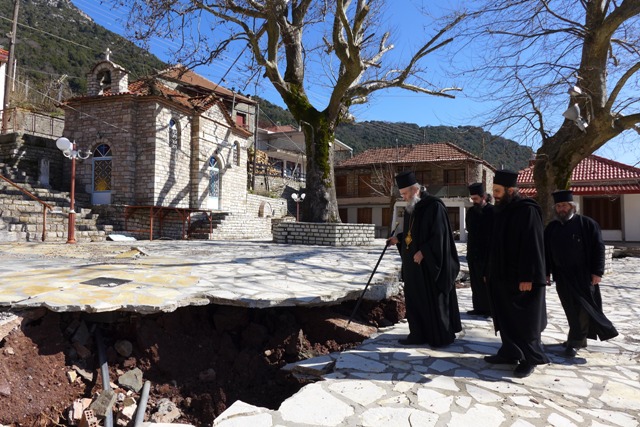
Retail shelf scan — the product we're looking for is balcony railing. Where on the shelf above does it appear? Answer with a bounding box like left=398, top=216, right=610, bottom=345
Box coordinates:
left=428, top=184, right=469, bottom=198
left=0, top=108, right=65, bottom=138
left=336, top=183, right=470, bottom=199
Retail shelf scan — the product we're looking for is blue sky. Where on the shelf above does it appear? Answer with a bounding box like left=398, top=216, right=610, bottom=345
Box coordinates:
left=70, top=0, right=638, bottom=167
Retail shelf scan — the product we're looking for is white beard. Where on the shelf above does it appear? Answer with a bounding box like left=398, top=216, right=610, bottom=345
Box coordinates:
left=405, top=194, right=420, bottom=214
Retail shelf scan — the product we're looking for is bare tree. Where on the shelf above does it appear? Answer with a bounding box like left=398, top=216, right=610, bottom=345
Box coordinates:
left=451, top=0, right=640, bottom=220
left=367, top=161, right=398, bottom=227
left=110, top=0, right=464, bottom=222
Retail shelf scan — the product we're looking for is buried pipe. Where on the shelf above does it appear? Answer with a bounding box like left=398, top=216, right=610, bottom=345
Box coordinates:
left=134, top=380, right=151, bottom=427
left=95, top=327, right=114, bottom=427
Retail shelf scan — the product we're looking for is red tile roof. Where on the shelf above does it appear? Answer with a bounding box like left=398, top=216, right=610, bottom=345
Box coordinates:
left=518, top=154, right=640, bottom=196
left=159, top=66, right=255, bottom=104
left=337, top=142, right=494, bottom=168
left=263, top=125, right=298, bottom=133
left=67, top=75, right=252, bottom=137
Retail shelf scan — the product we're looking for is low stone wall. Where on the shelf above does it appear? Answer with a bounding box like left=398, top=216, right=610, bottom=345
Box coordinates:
left=273, top=222, right=375, bottom=246
left=605, top=245, right=614, bottom=275
left=246, top=193, right=288, bottom=218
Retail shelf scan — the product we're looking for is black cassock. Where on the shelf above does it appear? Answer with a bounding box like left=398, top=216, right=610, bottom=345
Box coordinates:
left=465, top=203, right=494, bottom=313
left=488, top=197, right=549, bottom=365
left=544, top=214, right=618, bottom=346
left=396, top=191, right=462, bottom=347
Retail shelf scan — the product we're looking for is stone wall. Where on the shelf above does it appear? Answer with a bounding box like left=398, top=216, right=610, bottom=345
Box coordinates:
left=273, top=222, right=375, bottom=246
left=192, top=107, right=251, bottom=214
left=246, top=193, right=288, bottom=219
left=605, top=245, right=614, bottom=275
left=0, top=134, right=65, bottom=189
left=62, top=97, right=138, bottom=206
left=151, top=107, right=192, bottom=208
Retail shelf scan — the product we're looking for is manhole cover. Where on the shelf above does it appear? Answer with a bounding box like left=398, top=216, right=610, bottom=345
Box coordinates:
left=81, top=277, right=132, bottom=287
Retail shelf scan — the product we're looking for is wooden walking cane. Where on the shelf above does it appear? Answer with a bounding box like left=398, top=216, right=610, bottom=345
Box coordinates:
left=344, top=222, right=400, bottom=330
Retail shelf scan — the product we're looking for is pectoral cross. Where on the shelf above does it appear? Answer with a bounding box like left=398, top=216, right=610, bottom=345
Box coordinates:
left=404, top=231, right=412, bottom=249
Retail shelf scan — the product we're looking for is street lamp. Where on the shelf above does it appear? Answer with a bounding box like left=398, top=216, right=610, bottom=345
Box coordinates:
left=56, top=137, right=91, bottom=244
left=291, top=192, right=306, bottom=222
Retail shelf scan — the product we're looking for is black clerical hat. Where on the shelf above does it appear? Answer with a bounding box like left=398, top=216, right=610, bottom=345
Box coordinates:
left=395, top=171, right=417, bottom=189
left=552, top=190, right=573, bottom=203
left=494, top=170, right=519, bottom=188
left=468, top=182, right=484, bottom=196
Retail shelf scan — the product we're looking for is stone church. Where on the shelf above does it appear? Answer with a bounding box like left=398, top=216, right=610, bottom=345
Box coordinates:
left=58, top=52, right=284, bottom=239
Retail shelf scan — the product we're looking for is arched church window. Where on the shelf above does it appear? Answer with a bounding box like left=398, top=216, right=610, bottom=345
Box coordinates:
left=169, top=118, right=181, bottom=148
left=233, top=141, right=241, bottom=166
left=94, top=144, right=112, bottom=158
left=93, top=144, right=112, bottom=192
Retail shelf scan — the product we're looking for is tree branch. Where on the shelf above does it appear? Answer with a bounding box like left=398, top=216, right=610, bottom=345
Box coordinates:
left=606, top=61, right=640, bottom=112
left=614, top=112, right=640, bottom=130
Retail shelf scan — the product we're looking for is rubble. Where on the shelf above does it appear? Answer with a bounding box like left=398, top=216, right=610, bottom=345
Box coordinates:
left=151, top=398, right=182, bottom=423
left=118, top=367, right=144, bottom=392
left=0, top=295, right=402, bottom=425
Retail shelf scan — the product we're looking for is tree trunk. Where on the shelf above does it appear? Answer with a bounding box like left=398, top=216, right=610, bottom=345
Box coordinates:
left=300, top=118, right=340, bottom=223
left=534, top=129, right=579, bottom=225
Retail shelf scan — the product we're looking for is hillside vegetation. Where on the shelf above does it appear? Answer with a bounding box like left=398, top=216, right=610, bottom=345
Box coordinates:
left=257, top=97, right=533, bottom=171
left=0, top=0, right=532, bottom=171
left=0, top=0, right=165, bottom=111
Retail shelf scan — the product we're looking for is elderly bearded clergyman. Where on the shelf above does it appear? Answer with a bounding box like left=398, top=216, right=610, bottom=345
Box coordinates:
left=544, top=190, right=618, bottom=358
left=387, top=171, right=462, bottom=348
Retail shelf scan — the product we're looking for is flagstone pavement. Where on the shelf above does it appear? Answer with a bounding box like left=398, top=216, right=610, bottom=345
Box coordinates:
left=0, top=239, right=639, bottom=426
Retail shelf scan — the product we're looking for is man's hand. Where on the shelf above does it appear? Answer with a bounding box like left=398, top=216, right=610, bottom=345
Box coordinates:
left=546, top=275, right=551, bottom=286
left=414, top=250, right=424, bottom=264
left=387, top=236, right=398, bottom=246
left=519, top=281, right=532, bottom=292
left=591, top=274, right=602, bottom=285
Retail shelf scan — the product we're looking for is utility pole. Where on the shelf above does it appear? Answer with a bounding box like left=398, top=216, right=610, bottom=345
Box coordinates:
left=1, top=0, right=19, bottom=134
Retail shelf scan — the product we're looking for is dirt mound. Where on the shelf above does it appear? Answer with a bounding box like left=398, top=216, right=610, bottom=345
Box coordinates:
left=0, top=296, right=405, bottom=426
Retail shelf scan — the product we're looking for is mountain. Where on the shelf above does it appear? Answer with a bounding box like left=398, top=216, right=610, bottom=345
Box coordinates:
left=336, top=122, right=533, bottom=170
left=0, top=0, right=166, bottom=111
left=256, top=97, right=532, bottom=170
left=0, top=0, right=531, bottom=170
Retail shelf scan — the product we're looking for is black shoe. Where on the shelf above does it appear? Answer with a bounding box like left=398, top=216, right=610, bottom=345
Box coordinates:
left=467, top=310, right=491, bottom=318
left=398, top=337, right=426, bottom=346
left=514, top=362, right=535, bottom=378
left=484, top=354, right=518, bottom=364
left=564, top=347, right=578, bottom=357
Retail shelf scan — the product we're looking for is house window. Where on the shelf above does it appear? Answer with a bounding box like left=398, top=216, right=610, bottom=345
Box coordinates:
left=357, top=207, right=373, bottom=224
left=444, top=169, right=465, bottom=185
left=382, top=207, right=392, bottom=228
left=169, top=118, right=180, bottom=148
left=339, top=208, right=348, bottom=223
left=415, top=170, right=432, bottom=186
left=270, top=160, right=283, bottom=176
left=358, top=174, right=374, bottom=197
left=583, top=197, right=622, bottom=230
left=336, top=175, right=348, bottom=197
left=236, top=113, right=247, bottom=129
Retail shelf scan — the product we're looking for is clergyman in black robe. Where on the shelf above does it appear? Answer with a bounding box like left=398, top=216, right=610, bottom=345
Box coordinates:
left=387, top=171, right=462, bottom=348
left=544, top=190, right=618, bottom=357
left=465, top=182, right=494, bottom=317
left=485, top=170, right=549, bottom=378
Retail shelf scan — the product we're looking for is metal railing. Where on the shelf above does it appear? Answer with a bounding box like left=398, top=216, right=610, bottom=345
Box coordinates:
left=0, top=108, right=65, bottom=138
left=0, top=173, right=54, bottom=241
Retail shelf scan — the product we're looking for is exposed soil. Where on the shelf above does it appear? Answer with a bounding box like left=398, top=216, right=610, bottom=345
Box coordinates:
left=0, top=296, right=406, bottom=426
